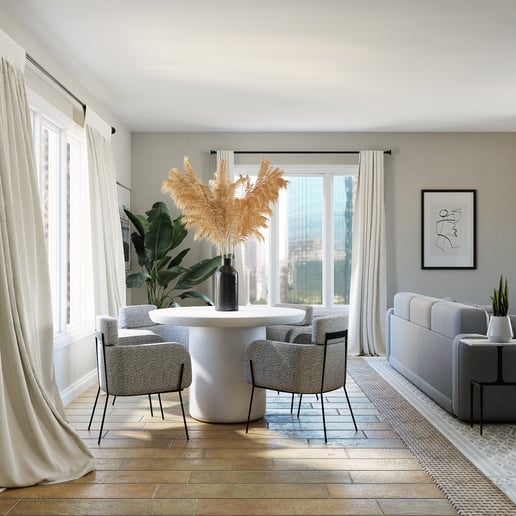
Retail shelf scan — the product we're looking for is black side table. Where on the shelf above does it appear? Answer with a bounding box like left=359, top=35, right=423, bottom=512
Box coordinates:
left=468, top=339, right=516, bottom=435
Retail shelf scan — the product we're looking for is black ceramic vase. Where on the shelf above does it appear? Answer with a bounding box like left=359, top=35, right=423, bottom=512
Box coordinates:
left=214, top=257, right=239, bottom=311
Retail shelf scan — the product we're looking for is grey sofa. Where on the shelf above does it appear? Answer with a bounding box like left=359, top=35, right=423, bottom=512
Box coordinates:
left=386, top=292, right=516, bottom=422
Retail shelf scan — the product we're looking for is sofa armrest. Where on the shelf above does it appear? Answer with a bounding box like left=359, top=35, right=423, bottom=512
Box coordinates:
left=385, top=307, right=394, bottom=359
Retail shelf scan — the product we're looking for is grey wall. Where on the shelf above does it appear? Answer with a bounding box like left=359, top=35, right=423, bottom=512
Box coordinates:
left=131, top=131, right=516, bottom=308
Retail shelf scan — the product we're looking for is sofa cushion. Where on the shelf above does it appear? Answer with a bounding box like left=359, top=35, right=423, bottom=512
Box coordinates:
left=410, top=296, right=441, bottom=329
left=393, top=292, right=419, bottom=321
left=431, top=301, right=488, bottom=339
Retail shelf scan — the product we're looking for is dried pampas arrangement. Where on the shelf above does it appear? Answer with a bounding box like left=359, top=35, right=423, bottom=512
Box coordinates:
left=162, top=158, right=288, bottom=257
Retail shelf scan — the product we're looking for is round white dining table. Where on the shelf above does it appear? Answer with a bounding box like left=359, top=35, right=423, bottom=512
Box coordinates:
left=149, top=305, right=306, bottom=423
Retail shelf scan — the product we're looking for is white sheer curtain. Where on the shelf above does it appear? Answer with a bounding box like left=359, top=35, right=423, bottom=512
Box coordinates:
left=0, top=29, right=94, bottom=488
left=86, top=108, right=126, bottom=316
left=348, top=150, right=387, bottom=356
left=216, top=150, right=249, bottom=305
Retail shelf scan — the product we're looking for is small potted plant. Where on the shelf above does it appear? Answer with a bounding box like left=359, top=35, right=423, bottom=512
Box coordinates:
left=487, top=275, right=513, bottom=343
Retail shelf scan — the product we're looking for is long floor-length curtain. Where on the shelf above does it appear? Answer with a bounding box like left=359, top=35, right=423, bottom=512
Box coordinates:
left=348, top=150, right=387, bottom=356
left=86, top=108, right=126, bottom=316
left=216, top=150, right=249, bottom=305
left=0, top=29, right=94, bottom=488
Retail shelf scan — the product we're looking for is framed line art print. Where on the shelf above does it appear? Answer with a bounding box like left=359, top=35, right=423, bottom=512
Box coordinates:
left=421, top=189, right=477, bottom=269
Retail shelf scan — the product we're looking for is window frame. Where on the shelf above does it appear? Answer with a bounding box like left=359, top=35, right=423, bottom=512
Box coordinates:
left=28, top=89, right=94, bottom=347
left=235, top=163, right=358, bottom=308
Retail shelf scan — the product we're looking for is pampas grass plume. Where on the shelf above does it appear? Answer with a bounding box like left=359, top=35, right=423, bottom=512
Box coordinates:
left=162, top=157, right=287, bottom=257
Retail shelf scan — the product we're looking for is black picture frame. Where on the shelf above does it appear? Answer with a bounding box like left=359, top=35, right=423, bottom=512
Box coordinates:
left=120, top=216, right=131, bottom=271
left=421, top=189, right=476, bottom=269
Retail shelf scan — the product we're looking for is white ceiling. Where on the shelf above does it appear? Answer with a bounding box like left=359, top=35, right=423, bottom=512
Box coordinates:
left=3, top=0, right=516, bottom=132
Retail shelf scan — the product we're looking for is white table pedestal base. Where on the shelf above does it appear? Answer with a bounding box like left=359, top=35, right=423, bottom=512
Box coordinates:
left=149, top=306, right=305, bottom=424
left=188, top=326, right=266, bottom=423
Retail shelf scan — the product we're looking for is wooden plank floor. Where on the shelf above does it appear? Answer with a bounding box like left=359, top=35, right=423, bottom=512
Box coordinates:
left=1, top=372, right=457, bottom=515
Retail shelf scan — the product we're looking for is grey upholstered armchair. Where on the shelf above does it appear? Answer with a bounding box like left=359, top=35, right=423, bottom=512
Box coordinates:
left=244, top=315, right=357, bottom=442
left=88, top=315, right=192, bottom=444
left=119, top=304, right=189, bottom=348
left=265, top=303, right=314, bottom=342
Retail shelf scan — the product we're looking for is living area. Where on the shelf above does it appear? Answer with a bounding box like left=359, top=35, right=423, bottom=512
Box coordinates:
left=1, top=2, right=516, bottom=515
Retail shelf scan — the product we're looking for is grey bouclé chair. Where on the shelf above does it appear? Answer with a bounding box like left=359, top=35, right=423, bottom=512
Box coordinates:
left=88, top=315, right=192, bottom=444
left=244, top=315, right=357, bottom=442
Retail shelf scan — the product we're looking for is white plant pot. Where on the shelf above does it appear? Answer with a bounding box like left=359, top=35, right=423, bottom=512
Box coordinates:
left=487, top=315, right=513, bottom=343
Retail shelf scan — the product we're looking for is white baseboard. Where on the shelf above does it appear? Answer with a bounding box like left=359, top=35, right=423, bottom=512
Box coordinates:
left=60, top=370, right=97, bottom=407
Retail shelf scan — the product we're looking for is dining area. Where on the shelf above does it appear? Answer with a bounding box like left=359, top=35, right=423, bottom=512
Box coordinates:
left=89, top=303, right=354, bottom=444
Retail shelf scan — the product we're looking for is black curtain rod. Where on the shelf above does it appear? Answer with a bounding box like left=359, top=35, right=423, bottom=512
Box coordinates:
left=210, top=149, right=391, bottom=155
left=116, top=181, right=132, bottom=192
left=26, top=53, right=116, bottom=135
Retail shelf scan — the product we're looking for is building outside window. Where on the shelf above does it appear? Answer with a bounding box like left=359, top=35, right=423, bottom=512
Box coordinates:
left=238, top=164, right=357, bottom=308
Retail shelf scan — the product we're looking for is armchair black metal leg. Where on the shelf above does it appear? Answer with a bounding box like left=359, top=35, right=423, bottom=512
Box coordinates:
left=112, top=396, right=116, bottom=406
left=246, top=384, right=255, bottom=434
left=148, top=394, right=154, bottom=417
left=88, top=387, right=101, bottom=431
left=178, top=390, right=189, bottom=440
left=98, top=393, right=110, bottom=445
left=344, top=386, right=358, bottom=432
left=176, top=363, right=188, bottom=440
left=290, top=393, right=295, bottom=414
left=479, top=385, right=484, bottom=436
left=297, top=393, right=303, bottom=418
left=246, top=360, right=256, bottom=434
left=470, top=382, right=474, bottom=428
left=158, top=393, right=164, bottom=420
left=320, top=391, right=327, bottom=443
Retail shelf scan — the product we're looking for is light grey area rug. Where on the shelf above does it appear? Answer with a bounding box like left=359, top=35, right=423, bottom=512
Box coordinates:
left=349, top=357, right=516, bottom=515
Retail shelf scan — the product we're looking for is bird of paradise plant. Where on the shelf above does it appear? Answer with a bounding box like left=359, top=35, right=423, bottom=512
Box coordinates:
left=162, top=158, right=288, bottom=258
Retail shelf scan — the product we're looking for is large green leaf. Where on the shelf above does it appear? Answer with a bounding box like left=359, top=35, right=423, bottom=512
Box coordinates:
left=130, top=233, right=148, bottom=268
left=176, top=291, right=214, bottom=306
left=175, top=256, right=221, bottom=290
left=157, top=265, right=188, bottom=287
left=146, top=201, right=170, bottom=223
left=145, top=212, right=173, bottom=261
left=126, top=271, right=151, bottom=288
left=124, top=208, right=148, bottom=239
left=168, top=248, right=190, bottom=268
left=170, top=216, right=188, bottom=250
left=155, top=255, right=172, bottom=273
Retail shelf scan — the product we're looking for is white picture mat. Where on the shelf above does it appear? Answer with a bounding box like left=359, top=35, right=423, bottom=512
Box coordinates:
left=422, top=190, right=476, bottom=269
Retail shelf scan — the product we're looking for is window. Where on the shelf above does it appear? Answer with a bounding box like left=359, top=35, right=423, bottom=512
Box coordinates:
left=29, top=92, right=93, bottom=339
left=239, top=164, right=357, bottom=308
